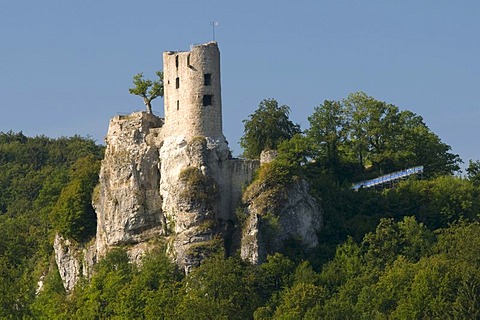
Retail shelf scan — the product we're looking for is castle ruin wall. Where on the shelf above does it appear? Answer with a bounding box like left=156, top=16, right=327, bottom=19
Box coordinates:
left=163, top=42, right=224, bottom=141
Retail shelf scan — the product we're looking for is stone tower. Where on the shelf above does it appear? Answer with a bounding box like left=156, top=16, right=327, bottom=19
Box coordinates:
left=53, top=41, right=321, bottom=290
left=163, top=42, right=224, bottom=141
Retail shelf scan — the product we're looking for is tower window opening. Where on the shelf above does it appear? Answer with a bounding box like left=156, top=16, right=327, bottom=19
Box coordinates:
left=176, top=100, right=180, bottom=110
left=175, top=55, right=179, bottom=69
left=176, top=77, right=180, bottom=89
left=187, top=54, right=190, bottom=66
left=203, top=95, right=213, bottom=106
left=204, top=73, right=212, bottom=86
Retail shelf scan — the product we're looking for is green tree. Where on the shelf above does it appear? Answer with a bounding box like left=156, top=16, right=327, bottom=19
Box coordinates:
left=30, top=263, right=68, bottom=319
left=73, top=248, right=133, bottom=319
left=129, top=71, right=164, bottom=114
left=406, top=123, right=460, bottom=176
left=177, top=254, right=261, bottom=320
left=51, top=155, right=100, bottom=242
left=355, top=256, right=418, bottom=318
left=118, top=248, right=183, bottom=319
left=319, top=237, right=364, bottom=290
left=435, top=221, right=480, bottom=266
left=307, top=100, right=347, bottom=168
left=387, top=176, right=480, bottom=229
left=343, top=92, right=460, bottom=176
left=0, top=133, right=103, bottom=317
left=273, top=282, right=327, bottom=319
left=391, top=255, right=462, bottom=319
left=466, top=159, right=480, bottom=186
left=276, top=133, right=313, bottom=170
left=305, top=92, right=460, bottom=180
left=362, top=217, right=434, bottom=268
left=253, top=253, right=298, bottom=319
left=240, top=99, right=301, bottom=159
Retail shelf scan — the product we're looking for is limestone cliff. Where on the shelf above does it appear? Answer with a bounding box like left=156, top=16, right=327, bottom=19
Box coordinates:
left=54, top=111, right=322, bottom=291
left=54, top=234, right=96, bottom=292
left=94, top=112, right=165, bottom=258
left=53, top=41, right=323, bottom=291
left=93, top=112, right=257, bottom=273
left=159, top=135, right=230, bottom=272
left=240, top=177, right=323, bottom=265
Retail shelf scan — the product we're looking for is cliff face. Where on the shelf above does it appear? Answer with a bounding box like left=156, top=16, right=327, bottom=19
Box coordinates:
left=53, top=234, right=96, bottom=292
left=95, top=112, right=249, bottom=272
left=53, top=42, right=323, bottom=291
left=159, top=135, right=231, bottom=272
left=54, top=111, right=323, bottom=290
left=240, top=177, right=323, bottom=265
left=55, top=111, right=259, bottom=289
left=94, top=112, right=165, bottom=258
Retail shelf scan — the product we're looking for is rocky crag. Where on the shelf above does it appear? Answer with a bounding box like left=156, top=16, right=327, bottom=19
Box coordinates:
left=240, top=176, right=323, bottom=264
left=54, top=42, right=323, bottom=292
left=94, top=111, right=258, bottom=272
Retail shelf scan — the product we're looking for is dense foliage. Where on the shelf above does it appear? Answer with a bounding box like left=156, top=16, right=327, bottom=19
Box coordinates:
left=240, top=98, right=301, bottom=159
left=306, top=92, right=460, bottom=180
left=0, top=132, right=103, bottom=318
left=0, top=92, right=477, bottom=318
left=30, top=217, right=480, bottom=319
left=241, top=92, right=460, bottom=179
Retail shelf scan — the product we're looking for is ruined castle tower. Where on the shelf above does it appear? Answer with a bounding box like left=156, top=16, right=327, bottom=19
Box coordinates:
left=163, top=42, right=225, bottom=141
left=54, top=41, right=320, bottom=290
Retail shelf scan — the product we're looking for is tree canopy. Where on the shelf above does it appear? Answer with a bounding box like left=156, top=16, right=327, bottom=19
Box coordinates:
left=241, top=92, right=460, bottom=180
left=240, top=98, right=301, bottom=159
left=51, top=154, right=100, bottom=242
left=0, top=132, right=104, bottom=318
left=0, top=91, right=476, bottom=318
left=306, top=92, right=460, bottom=179
left=466, top=159, right=480, bottom=186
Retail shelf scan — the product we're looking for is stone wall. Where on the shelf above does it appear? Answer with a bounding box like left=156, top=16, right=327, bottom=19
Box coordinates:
left=163, top=42, right=224, bottom=141
left=218, top=159, right=259, bottom=221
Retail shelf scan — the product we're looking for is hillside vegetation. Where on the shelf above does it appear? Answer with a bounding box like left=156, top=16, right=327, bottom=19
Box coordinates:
left=2, top=92, right=480, bottom=318
left=0, top=132, right=104, bottom=317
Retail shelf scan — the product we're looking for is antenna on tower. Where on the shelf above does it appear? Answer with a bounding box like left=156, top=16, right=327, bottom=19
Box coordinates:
left=210, top=21, right=219, bottom=41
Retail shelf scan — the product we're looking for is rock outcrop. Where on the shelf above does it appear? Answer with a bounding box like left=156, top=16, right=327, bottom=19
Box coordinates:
left=159, top=135, right=230, bottom=272
left=240, top=178, right=323, bottom=265
left=94, top=112, right=165, bottom=258
left=54, top=234, right=96, bottom=292
left=92, top=111, right=257, bottom=273
left=53, top=41, right=323, bottom=291
left=53, top=111, right=323, bottom=290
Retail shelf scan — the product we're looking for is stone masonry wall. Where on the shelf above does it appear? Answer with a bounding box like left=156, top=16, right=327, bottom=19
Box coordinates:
left=163, top=42, right=223, bottom=141
left=218, top=159, right=259, bottom=221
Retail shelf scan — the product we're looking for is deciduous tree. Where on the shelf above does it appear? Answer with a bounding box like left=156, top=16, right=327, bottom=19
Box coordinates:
left=241, top=99, right=300, bottom=159
left=466, top=159, right=480, bottom=186
left=307, top=92, right=460, bottom=179
left=129, top=71, right=164, bottom=114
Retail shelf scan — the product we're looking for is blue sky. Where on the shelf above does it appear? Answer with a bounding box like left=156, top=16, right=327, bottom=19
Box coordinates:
left=1, top=1, right=479, bottom=168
